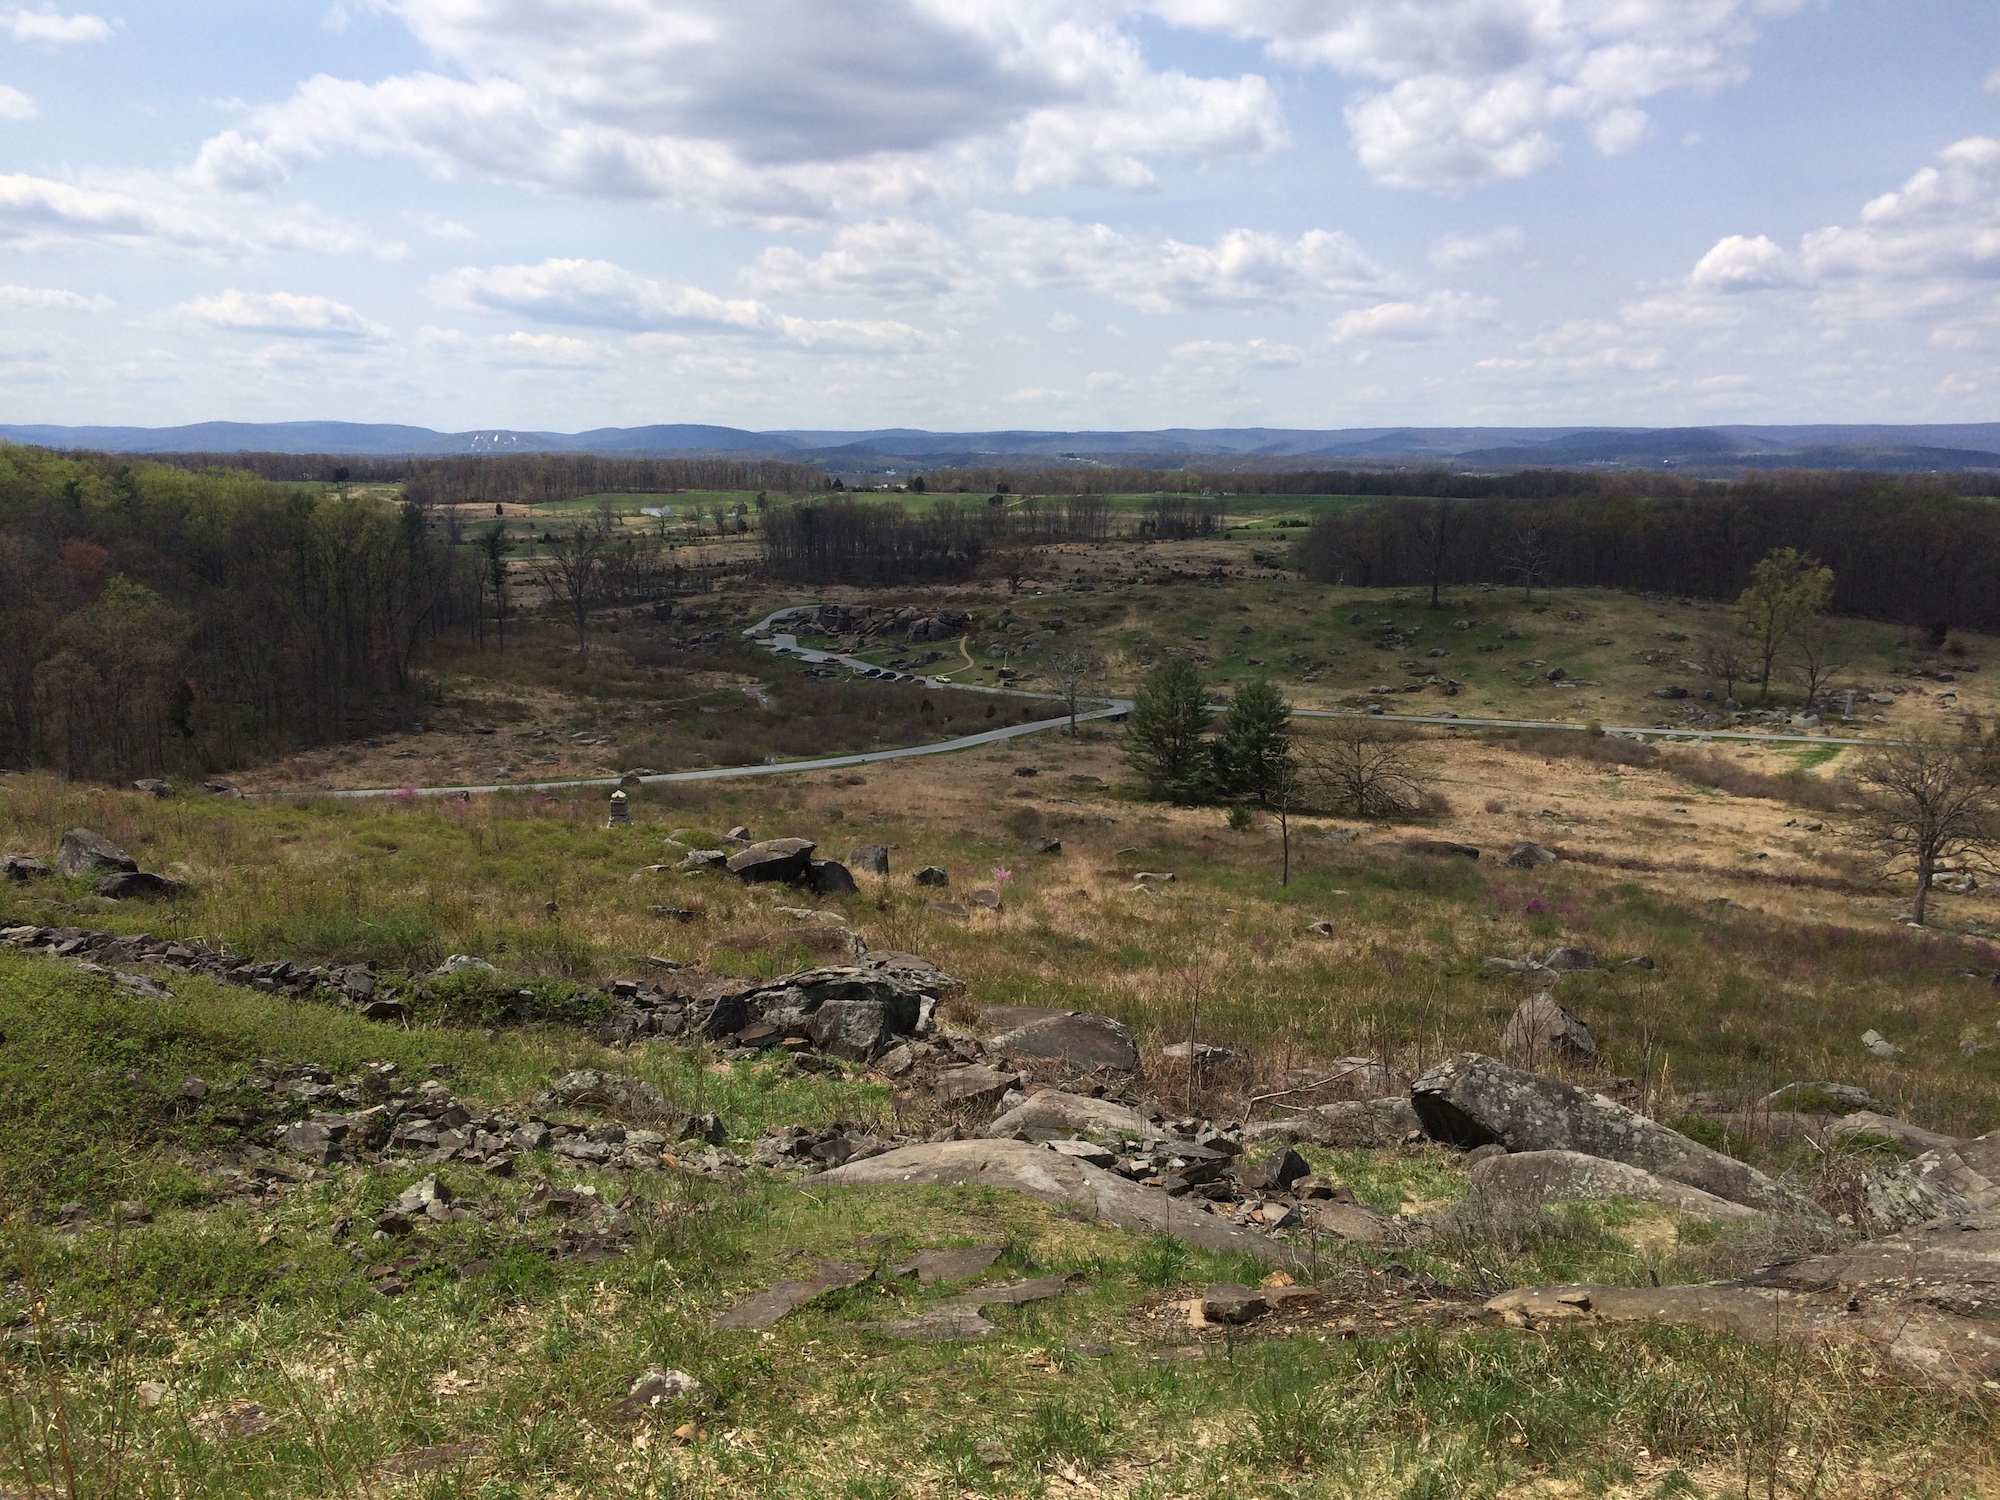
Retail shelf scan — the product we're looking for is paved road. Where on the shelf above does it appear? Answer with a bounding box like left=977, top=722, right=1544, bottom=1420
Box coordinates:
left=307, top=606, right=1872, bottom=800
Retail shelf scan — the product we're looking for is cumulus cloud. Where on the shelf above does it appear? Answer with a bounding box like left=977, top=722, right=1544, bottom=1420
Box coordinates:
left=487, top=331, right=605, bottom=368
left=2, top=8, right=114, bottom=43
left=1145, top=0, right=1801, bottom=191
left=1172, top=337, right=1305, bottom=368
left=0, top=282, right=108, bottom=310
left=432, top=257, right=934, bottom=350
left=1431, top=224, right=1523, bottom=268
left=187, top=0, right=1283, bottom=221
left=175, top=288, right=389, bottom=339
left=973, top=213, right=1388, bottom=312
left=1688, top=137, right=2000, bottom=325
left=1330, top=289, right=1497, bottom=341
left=0, top=170, right=387, bottom=257
left=746, top=220, right=966, bottom=304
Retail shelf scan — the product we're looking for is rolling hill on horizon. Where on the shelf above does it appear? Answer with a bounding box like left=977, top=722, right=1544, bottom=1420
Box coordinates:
left=5, top=419, right=2000, bottom=474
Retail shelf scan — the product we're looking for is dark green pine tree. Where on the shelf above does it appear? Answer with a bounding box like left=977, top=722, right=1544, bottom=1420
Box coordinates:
left=1214, top=677, right=1293, bottom=806
left=1123, top=656, right=1211, bottom=803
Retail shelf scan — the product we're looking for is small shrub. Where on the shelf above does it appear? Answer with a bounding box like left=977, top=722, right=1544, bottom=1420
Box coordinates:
left=1227, top=805, right=1255, bottom=831
left=404, top=970, right=611, bottom=1028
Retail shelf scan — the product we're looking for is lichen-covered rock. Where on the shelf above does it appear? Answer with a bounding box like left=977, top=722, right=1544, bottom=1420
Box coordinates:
left=725, top=838, right=817, bottom=884
left=1501, top=993, right=1597, bottom=1064
left=1471, top=1149, right=1758, bottom=1222
left=55, top=829, right=137, bottom=879
left=1412, top=1052, right=1811, bottom=1214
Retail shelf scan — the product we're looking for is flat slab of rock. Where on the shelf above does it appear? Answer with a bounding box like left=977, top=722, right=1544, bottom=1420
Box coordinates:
left=985, top=1008, right=1139, bottom=1073
left=56, top=829, right=137, bottom=879
left=867, top=1272, right=1087, bottom=1342
left=93, top=871, right=181, bottom=901
left=711, top=1260, right=869, bottom=1332
left=983, top=1090, right=1156, bottom=1142
left=1489, top=1211, right=2000, bottom=1391
left=535, top=1069, right=679, bottom=1124
left=890, top=1245, right=1003, bottom=1285
left=811, top=1139, right=1295, bottom=1264
left=726, top=838, right=817, bottom=884
left=1413, top=1053, right=1810, bottom=1214
left=934, top=1065, right=1017, bottom=1110
left=1311, top=1200, right=1399, bottom=1243
left=1471, top=1150, right=1758, bottom=1223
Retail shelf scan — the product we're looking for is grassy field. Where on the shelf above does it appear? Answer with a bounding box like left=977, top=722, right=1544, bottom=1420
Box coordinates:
left=9, top=525, right=2000, bottom=1496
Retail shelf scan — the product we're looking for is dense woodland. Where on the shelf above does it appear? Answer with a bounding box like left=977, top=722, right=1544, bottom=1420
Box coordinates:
left=0, top=446, right=484, bottom=781
left=1294, top=473, right=2000, bottom=631
left=760, top=493, right=1116, bottom=584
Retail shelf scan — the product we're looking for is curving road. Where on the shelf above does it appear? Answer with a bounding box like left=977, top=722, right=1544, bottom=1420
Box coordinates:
left=311, top=604, right=1874, bottom=800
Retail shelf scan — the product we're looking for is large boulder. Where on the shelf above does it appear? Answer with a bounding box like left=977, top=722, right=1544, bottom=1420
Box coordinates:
left=854, top=949, right=964, bottom=997
left=2, top=855, right=49, bottom=881
left=984, top=1006, right=1139, bottom=1073
left=847, top=844, right=890, bottom=877
left=812, top=1139, right=1294, bottom=1264
left=1242, top=1098, right=1419, bottom=1149
left=55, top=829, right=137, bottom=879
left=726, top=838, right=817, bottom=884
left=1501, top=993, right=1597, bottom=1064
left=1412, top=1053, right=1810, bottom=1214
left=93, top=871, right=182, bottom=901
left=1859, top=1131, right=2000, bottom=1230
left=1503, top=842, right=1558, bottom=870
left=1471, top=1150, right=1758, bottom=1223
left=807, top=860, right=859, bottom=896
left=983, top=1090, right=1157, bottom=1142
left=1826, top=1111, right=1964, bottom=1156
left=741, top=967, right=926, bottom=1041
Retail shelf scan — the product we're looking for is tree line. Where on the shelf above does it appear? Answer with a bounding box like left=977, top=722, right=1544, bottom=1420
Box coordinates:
left=1293, top=473, right=2000, bottom=632
left=760, top=496, right=1115, bottom=585
left=130, top=451, right=822, bottom=504
left=0, top=445, right=485, bottom=782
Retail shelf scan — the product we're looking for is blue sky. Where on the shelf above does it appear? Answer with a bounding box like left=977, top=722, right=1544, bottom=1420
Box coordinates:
left=2, top=1, right=1998, bottom=433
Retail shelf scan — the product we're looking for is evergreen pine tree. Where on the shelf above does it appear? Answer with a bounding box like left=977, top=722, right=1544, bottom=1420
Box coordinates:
left=1214, top=678, right=1293, bottom=805
left=1124, top=656, right=1210, bottom=803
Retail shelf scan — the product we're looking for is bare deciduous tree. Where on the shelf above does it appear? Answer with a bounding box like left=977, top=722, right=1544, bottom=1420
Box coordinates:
left=1791, top=616, right=1843, bottom=713
left=1505, top=521, right=1550, bottom=602
left=1044, top=646, right=1106, bottom=736
left=533, top=514, right=613, bottom=665
left=1415, top=497, right=1454, bottom=610
left=1700, top=634, right=1754, bottom=706
left=1856, top=733, right=2000, bottom=925
left=1298, top=718, right=1435, bottom=819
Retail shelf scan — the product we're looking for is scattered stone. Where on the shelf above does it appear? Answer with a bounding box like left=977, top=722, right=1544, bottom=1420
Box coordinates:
left=1161, top=1041, right=1239, bottom=1069
left=1412, top=1053, right=1812, bottom=1214
left=55, top=829, right=137, bottom=879
left=1025, top=837, right=1062, bottom=855
left=890, top=1244, right=1004, bottom=1285
left=133, top=778, right=172, bottom=798
left=1305, top=919, right=1335, bottom=936
left=618, top=1368, right=705, bottom=1419
left=935, top=1065, right=1018, bottom=1112
left=1133, top=871, right=1175, bottom=885
left=534, top=1069, right=677, bottom=1124
left=1, top=855, right=49, bottom=881
left=1405, top=839, right=1479, bottom=860
left=968, top=888, right=1003, bottom=910
left=847, top=844, right=890, bottom=877
left=1861, top=1029, right=1906, bottom=1060
left=1859, top=1131, right=2000, bottom=1229
left=1200, top=1283, right=1267, bottom=1324
left=1045, top=1138, right=1117, bottom=1167
left=813, top=1140, right=1294, bottom=1263
left=710, top=1260, right=870, bottom=1332
left=1471, top=1149, right=1759, bottom=1223
left=1829, top=1111, right=1963, bottom=1156
left=1502, top=842, right=1558, bottom=870
left=927, top=900, right=969, bottom=918
left=913, top=866, right=950, bottom=887
left=1542, top=946, right=1597, bottom=972
left=983, top=1090, right=1154, bottom=1141
left=727, top=838, right=818, bottom=884
left=435, top=954, right=498, bottom=976
left=869, top=1306, right=999, bottom=1342
left=984, top=1006, right=1140, bottom=1072
left=1501, top=993, right=1597, bottom=1064
left=1242, top=1098, right=1420, bottom=1149
left=677, top=850, right=729, bottom=873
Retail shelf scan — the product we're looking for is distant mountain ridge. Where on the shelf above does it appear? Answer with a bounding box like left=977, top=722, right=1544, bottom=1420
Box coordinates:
left=5, top=419, right=2000, bottom=472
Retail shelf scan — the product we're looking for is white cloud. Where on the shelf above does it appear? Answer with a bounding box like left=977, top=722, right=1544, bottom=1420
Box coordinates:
left=1331, top=289, right=1497, bottom=342
left=487, top=331, right=605, bottom=368
left=1172, top=336, right=1305, bottom=368
left=1047, top=311, right=1083, bottom=332
left=0, top=170, right=387, bottom=257
left=745, top=220, right=965, bottom=303
left=432, top=257, right=935, bottom=350
left=1146, top=0, right=1801, bottom=191
left=2, top=8, right=114, bottom=44
left=0, top=282, right=108, bottom=310
left=1690, top=233, right=1796, bottom=292
left=175, top=288, right=388, bottom=339
left=1687, top=138, right=2000, bottom=326
left=0, top=85, right=33, bottom=119
left=974, top=213, right=1388, bottom=312
left=1431, top=224, right=1523, bottom=268
left=188, top=0, right=1284, bottom=222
